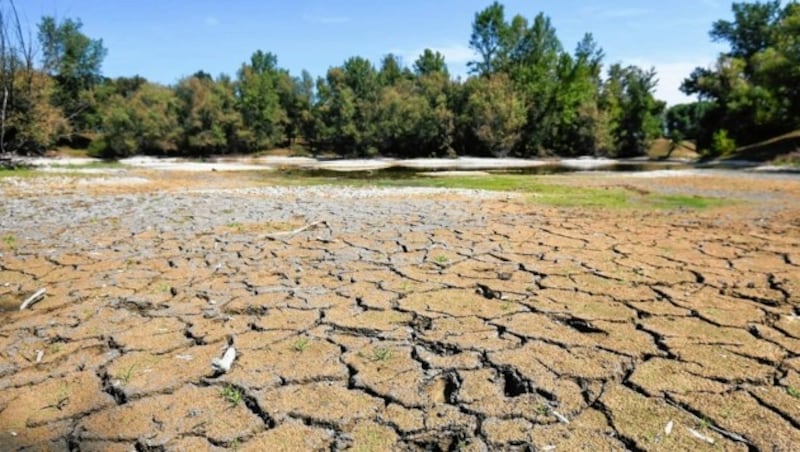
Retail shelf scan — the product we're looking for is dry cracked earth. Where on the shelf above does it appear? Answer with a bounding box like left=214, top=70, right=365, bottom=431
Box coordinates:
left=1, top=170, right=800, bottom=451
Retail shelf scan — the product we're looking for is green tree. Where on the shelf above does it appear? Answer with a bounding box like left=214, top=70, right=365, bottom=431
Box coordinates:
left=468, top=2, right=506, bottom=76
left=314, top=67, right=362, bottom=154
left=414, top=49, right=449, bottom=77
left=682, top=1, right=800, bottom=151
left=604, top=64, right=665, bottom=157
left=378, top=53, right=409, bottom=87
left=90, top=82, right=180, bottom=158
left=665, top=101, right=715, bottom=142
left=37, top=16, right=107, bottom=130
left=1, top=1, right=69, bottom=155
left=461, top=74, right=525, bottom=156
left=175, top=74, right=247, bottom=155
left=235, top=50, right=287, bottom=149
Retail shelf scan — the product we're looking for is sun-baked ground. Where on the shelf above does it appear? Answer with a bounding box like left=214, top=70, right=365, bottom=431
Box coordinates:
left=1, top=168, right=799, bottom=451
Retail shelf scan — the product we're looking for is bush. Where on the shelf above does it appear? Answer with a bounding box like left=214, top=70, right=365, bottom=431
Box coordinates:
left=711, top=129, right=737, bottom=156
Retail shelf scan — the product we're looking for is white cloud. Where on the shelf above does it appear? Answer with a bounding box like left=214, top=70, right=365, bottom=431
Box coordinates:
left=628, top=58, right=709, bottom=106
left=304, top=15, right=350, bottom=24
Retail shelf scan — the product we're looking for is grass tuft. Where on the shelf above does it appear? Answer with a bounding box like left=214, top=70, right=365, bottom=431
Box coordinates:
left=372, top=346, right=392, bottom=361
left=292, top=338, right=310, bottom=352
left=220, top=385, right=244, bottom=407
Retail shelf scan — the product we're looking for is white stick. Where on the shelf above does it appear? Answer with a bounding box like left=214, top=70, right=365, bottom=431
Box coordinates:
left=552, top=410, right=570, bottom=424
left=265, top=220, right=329, bottom=241
left=211, top=344, right=236, bottom=373
left=687, top=428, right=715, bottom=445
left=35, top=350, right=44, bottom=363
left=664, top=420, right=674, bottom=435
left=19, top=288, right=46, bottom=311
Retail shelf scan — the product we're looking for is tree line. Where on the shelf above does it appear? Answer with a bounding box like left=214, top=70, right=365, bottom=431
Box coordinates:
left=2, top=1, right=795, bottom=160
left=667, top=0, right=800, bottom=156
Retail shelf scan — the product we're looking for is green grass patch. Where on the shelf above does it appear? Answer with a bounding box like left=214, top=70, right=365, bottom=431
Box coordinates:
left=647, top=194, right=727, bottom=209
left=292, top=338, right=310, bottom=352
left=263, top=172, right=729, bottom=210
left=372, top=346, right=393, bottom=361
left=0, top=167, right=35, bottom=178
left=2, top=234, right=16, bottom=248
left=48, top=160, right=127, bottom=170
left=220, top=385, right=244, bottom=407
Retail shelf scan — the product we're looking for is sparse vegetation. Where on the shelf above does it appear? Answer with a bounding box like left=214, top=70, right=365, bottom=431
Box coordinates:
left=292, top=338, right=310, bottom=352
left=2, top=234, right=16, bottom=248
left=226, top=222, right=244, bottom=232
left=220, top=385, right=244, bottom=407
left=787, top=385, right=800, bottom=399
left=271, top=174, right=730, bottom=210
left=117, top=364, right=136, bottom=385
left=373, top=346, right=392, bottom=361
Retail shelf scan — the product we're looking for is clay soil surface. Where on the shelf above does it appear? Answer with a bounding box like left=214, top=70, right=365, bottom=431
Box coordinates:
left=1, top=169, right=799, bottom=451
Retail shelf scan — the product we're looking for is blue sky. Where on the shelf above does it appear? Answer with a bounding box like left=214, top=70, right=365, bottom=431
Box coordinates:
left=16, top=0, right=734, bottom=105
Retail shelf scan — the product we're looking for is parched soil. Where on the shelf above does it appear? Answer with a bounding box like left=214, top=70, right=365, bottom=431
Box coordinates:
left=1, top=170, right=800, bottom=451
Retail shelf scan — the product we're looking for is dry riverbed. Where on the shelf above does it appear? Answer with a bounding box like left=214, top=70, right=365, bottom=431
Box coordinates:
left=1, top=168, right=799, bottom=451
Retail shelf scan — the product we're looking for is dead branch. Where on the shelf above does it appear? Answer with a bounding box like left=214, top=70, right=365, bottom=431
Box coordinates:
left=19, top=288, right=46, bottom=310
left=264, top=220, right=332, bottom=242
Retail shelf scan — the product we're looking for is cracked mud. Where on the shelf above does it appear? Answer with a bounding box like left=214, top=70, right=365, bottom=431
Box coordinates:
left=1, top=170, right=800, bottom=451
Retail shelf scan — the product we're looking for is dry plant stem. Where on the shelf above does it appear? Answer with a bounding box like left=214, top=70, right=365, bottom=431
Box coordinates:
left=264, top=220, right=331, bottom=242
left=19, top=288, right=46, bottom=310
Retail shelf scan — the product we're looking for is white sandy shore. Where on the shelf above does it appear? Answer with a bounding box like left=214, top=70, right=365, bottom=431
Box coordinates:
left=16, top=154, right=798, bottom=175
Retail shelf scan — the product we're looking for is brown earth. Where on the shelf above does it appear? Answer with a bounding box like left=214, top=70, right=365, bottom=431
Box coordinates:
left=1, top=169, right=800, bottom=451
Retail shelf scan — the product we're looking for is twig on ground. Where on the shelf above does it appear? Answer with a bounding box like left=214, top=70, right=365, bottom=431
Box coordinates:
left=552, top=410, right=570, bottom=424
left=19, top=288, right=46, bottom=310
left=265, top=220, right=332, bottom=242
left=687, top=427, right=715, bottom=445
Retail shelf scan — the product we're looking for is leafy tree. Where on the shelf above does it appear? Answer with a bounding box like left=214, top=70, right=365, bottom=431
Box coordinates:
left=175, top=74, right=246, bottom=155
left=277, top=69, right=314, bottom=148
left=314, top=67, right=362, bottom=154
left=461, top=74, right=525, bottom=156
left=235, top=50, right=287, bottom=149
left=468, top=2, right=506, bottom=76
left=37, top=16, right=107, bottom=130
left=414, top=49, right=449, bottom=77
left=682, top=1, right=800, bottom=151
left=604, top=64, right=665, bottom=157
left=374, top=80, right=433, bottom=156
left=90, top=82, right=180, bottom=158
left=546, top=34, right=606, bottom=155
left=664, top=101, right=714, bottom=142
left=511, top=13, right=564, bottom=155
left=1, top=1, right=69, bottom=155
left=4, top=71, right=69, bottom=154
left=378, top=54, right=409, bottom=87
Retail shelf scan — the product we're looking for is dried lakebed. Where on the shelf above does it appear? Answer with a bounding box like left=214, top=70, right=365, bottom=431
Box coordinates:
left=1, top=171, right=799, bottom=451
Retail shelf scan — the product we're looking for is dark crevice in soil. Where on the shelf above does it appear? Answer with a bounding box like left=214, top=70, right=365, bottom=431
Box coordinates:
left=634, top=323, right=677, bottom=359
left=500, top=366, right=532, bottom=398
left=444, top=371, right=461, bottom=405
left=134, top=441, right=165, bottom=452
left=589, top=398, right=646, bottom=452
left=748, top=390, right=800, bottom=430
left=562, top=317, right=607, bottom=335
left=242, top=391, right=276, bottom=429
left=662, top=394, right=755, bottom=448
left=100, top=374, right=128, bottom=405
